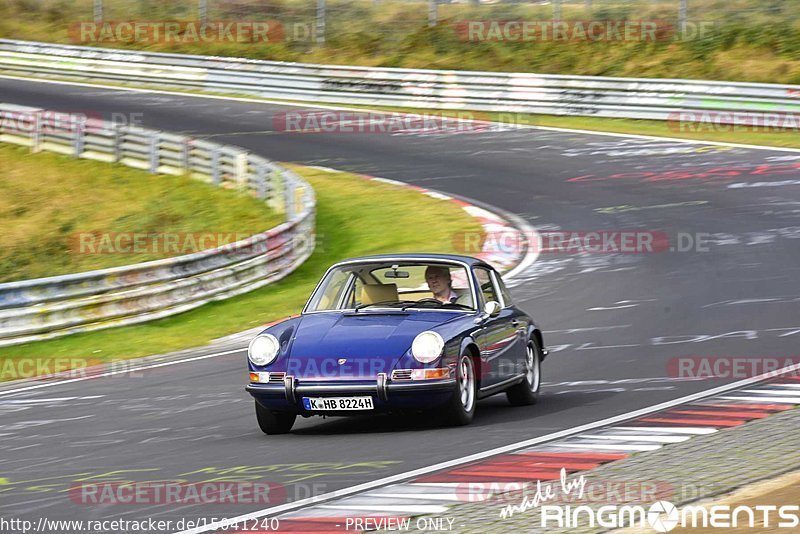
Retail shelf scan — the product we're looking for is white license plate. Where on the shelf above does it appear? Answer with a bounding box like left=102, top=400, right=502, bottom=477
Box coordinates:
left=302, top=396, right=374, bottom=411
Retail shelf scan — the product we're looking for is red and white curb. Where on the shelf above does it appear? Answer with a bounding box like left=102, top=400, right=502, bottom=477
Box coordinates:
left=200, top=373, right=800, bottom=533
left=308, top=166, right=534, bottom=276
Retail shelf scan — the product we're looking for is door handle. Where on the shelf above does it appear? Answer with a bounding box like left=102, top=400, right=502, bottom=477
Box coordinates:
left=511, top=319, right=520, bottom=327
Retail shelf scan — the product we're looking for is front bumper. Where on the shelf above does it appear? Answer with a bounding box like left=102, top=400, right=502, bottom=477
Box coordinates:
left=246, top=374, right=456, bottom=413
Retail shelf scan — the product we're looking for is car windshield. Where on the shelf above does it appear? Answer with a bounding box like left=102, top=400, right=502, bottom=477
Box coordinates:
left=305, top=261, right=476, bottom=312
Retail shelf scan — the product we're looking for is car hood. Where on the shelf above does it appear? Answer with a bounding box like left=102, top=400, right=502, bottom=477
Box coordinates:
left=286, top=312, right=462, bottom=380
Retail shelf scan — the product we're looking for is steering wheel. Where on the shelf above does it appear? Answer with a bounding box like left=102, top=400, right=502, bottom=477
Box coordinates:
left=414, top=298, right=445, bottom=307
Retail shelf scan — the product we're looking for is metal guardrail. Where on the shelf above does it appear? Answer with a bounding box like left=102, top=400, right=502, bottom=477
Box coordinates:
left=0, top=39, right=799, bottom=126
left=0, top=102, right=316, bottom=348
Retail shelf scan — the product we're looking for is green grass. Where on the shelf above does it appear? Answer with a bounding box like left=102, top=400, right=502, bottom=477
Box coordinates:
left=0, top=143, right=281, bottom=282
left=0, top=164, right=482, bottom=378
left=2, top=0, right=800, bottom=83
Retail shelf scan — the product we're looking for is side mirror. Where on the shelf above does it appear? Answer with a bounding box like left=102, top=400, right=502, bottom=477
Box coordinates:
left=484, top=301, right=501, bottom=318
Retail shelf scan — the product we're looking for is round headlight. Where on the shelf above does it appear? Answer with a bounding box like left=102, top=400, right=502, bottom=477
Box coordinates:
left=411, top=331, right=444, bottom=364
left=248, top=334, right=280, bottom=366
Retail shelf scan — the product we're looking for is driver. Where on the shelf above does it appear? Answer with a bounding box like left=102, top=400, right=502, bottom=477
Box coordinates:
left=425, top=265, right=460, bottom=304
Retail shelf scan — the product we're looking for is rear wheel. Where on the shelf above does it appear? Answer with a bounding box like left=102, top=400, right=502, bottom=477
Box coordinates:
left=441, top=353, right=477, bottom=426
left=506, top=340, right=542, bottom=406
left=255, top=401, right=296, bottom=435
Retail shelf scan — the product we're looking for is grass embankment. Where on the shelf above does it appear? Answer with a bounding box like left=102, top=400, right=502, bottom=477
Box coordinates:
left=669, top=469, right=800, bottom=534
left=0, top=160, right=482, bottom=376
left=0, top=143, right=281, bottom=282
left=1, top=0, right=799, bottom=83
left=3, top=2, right=799, bottom=150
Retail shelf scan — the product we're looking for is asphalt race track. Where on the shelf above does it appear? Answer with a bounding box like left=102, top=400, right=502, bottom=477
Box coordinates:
left=1, top=78, right=800, bottom=530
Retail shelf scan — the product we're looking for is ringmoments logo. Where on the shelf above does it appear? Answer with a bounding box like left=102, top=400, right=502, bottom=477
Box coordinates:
left=497, top=468, right=800, bottom=531
left=539, top=501, right=800, bottom=531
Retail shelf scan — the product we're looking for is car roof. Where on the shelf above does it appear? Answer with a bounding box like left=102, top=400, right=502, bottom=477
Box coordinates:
left=335, top=253, right=493, bottom=269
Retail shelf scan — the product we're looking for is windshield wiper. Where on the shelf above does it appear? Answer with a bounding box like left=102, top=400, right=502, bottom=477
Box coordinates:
left=354, top=300, right=416, bottom=312
left=439, top=302, right=474, bottom=310
left=400, top=299, right=473, bottom=311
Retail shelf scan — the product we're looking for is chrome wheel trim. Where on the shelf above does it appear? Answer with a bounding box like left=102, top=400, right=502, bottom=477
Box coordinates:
left=459, top=356, right=475, bottom=412
left=526, top=345, right=541, bottom=392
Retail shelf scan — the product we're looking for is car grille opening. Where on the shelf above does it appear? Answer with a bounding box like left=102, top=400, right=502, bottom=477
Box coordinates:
left=268, top=372, right=286, bottom=383
left=391, top=369, right=413, bottom=381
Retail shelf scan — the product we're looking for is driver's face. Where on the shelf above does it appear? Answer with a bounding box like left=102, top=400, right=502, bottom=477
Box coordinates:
left=426, top=270, right=449, bottom=294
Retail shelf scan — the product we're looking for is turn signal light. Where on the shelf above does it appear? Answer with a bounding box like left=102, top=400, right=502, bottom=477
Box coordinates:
left=411, top=368, right=451, bottom=380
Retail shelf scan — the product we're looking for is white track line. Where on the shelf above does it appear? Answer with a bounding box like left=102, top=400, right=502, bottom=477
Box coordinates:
left=2, top=74, right=799, bottom=154
left=579, top=434, right=692, bottom=443
left=498, top=215, right=539, bottom=281
left=720, top=395, right=800, bottom=404
left=0, top=347, right=245, bottom=397
left=740, top=389, right=800, bottom=396
left=555, top=443, right=662, bottom=452
left=174, top=360, right=800, bottom=534
left=614, top=426, right=717, bottom=435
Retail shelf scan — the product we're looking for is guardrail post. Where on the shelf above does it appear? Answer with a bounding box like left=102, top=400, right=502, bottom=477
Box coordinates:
left=553, top=0, right=562, bottom=22
left=149, top=133, right=159, bottom=173
left=199, top=0, right=208, bottom=26
left=31, top=112, right=42, bottom=153
left=93, top=0, right=103, bottom=24
left=256, top=163, right=268, bottom=200
left=182, top=138, right=192, bottom=174
left=428, top=0, right=438, bottom=27
left=679, top=0, right=688, bottom=35
left=73, top=119, right=85, bottom=157
left=234, top=152, right=248, bottom=187
left=284, top=175, right=297, bottom=221
left=210, top=147, right=221, bottom=185
left=111, top=124, right=122, bottom=162
left=316, top=0, right=326, bottom=45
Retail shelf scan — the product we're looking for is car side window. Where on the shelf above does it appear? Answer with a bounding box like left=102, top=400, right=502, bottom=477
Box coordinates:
left=474, top=267, right=499, bottom=306
left=308, top=269, right=350, bottom=311
left=494, top=272, right=514, bottom=307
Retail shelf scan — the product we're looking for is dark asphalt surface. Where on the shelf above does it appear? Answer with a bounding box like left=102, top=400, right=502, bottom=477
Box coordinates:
left=1, top=78, right=799, bottom=531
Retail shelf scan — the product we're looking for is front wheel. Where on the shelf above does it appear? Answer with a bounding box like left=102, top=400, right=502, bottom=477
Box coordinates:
left=441, top=353, right=477, bottom=426
left=255, top=401, right=296, bottom=435
left=506, top=340, right=542, bottom=406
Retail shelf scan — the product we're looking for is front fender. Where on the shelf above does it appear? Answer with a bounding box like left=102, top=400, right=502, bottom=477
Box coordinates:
left=526, top=323, right=547, bottom=361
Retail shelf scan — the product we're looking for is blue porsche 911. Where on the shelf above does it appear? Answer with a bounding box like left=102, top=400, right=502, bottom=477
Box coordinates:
left=246, top=254, right=547, bottom=434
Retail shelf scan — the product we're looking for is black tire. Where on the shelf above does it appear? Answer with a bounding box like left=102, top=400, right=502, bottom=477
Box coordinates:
left=506, top=339, right=542, bottom=406
left=441, top=353, right=477, bottom=426
left=255, top=401, right=296, bottom=435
